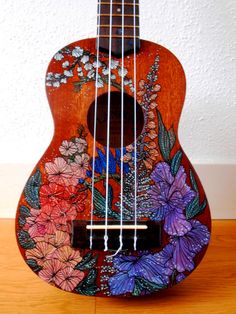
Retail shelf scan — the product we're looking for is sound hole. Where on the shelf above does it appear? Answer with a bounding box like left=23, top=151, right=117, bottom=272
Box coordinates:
left=87, top=92, right=144, bottom=148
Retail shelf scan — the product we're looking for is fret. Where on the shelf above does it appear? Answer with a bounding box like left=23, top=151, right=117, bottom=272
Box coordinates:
left=98, top=25, right=139, bottom=28
left=99, top=14, right=139, bottom=17
left=100, top=2, right=139, bottom=5
left=99, top=35, right=139, bottom=38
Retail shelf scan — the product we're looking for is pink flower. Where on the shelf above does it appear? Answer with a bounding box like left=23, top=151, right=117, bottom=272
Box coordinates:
left=35, top=205, right=57, bottom=235
left=75, top=138, right=87, bottom=153
left=50, top=200, right=77, bottom=231
left=33, top=231, right=70, bottom=248
left=63, top=185, right=87, bottom=213
left=38, top=259, right=66, bottom=283
left=39, top=183, right=65, bottom=206
left=53, top=245, right=82, bottom=267
left=26, top=241, right=56, bottom=266
left=45, top=157, right=75, bottom=186
left=59, top=140, right=77, bottom=156
left=24, top=208, right=45, bottom=238
left=54, top=266, right=84, bottom=291
left=70, top=153, right=90, bottom=180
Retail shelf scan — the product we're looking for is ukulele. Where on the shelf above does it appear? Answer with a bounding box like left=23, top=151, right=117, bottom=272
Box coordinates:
left=16, top=0, right=211, bottom=297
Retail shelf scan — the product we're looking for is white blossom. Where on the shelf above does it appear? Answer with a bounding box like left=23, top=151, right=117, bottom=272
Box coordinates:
left=111, top=59, right=119, bottom=69
left=84, top=63, right=93, bottom=71
left=118, top=67, right=128, bottom=77
left=93, top=60, right=102, bottom=68
left=64, top=70, right=73, bottom=77
left=52, top=81, right=60, bottom=87
left=54, top=52, right=64, bottom=61
left=96, top=78, right=104, bottom=88
left=60, top=77, right=67, bottom=84
left=62, top=61, right=70, bottom=68
left=87, top=69, right=95, bottom=79
left=102, top=67, right=109, bottom=75
left=72, top=46, right=83, bottom=58
left=81, top=55, right=89, bottom=64
left=111, top=74, right=116, bottom=80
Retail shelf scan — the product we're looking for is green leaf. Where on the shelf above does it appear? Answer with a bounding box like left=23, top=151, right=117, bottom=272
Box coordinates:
left=93, top=187, right=120, bottom=220
left=18, top=205, right=31, bottom=227
left=75, top=252, right=98, bottom=271
left=133, top=277, right=166, bottom=295
left=108, top=184, right=113, bottom=209
left=157, top=111, right=176, bottom=162
left=17, top=230, right=35, bottom=249
left=170, top=150, right=183, bottom=176
left=75, top=269, right=99, bottom=296
left=199, top=199, right=207, bottom=212
left=26, top=259, right=42, bottom=272
left=186, top=195, right=200, bottom=220
left=24, top=169, right=42, bottom=209
left=190, top=169, right=199, bottom=193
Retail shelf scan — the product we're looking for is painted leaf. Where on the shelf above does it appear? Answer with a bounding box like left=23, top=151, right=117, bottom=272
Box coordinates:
left=18, top=205, right=31, bottom=227
left=17, top=230, right=35, bottom=249
left=157, top=111, right=175, bottom=162
left=93, top=187, right=120, bottom=219
left=26, top=259, right=42, bottom=272
left=186, top=195, right=200, bottom=220
left=190, top=169, right=199, bottom=193
left=171, top=150, right=183, bottom=176
left=24, top=169, right=42, bottom=209
left=133, top=277, right=166, bottom=295
left=75, top=252, right=98, bottom=271
left=75, top=269, right=98, bottom=296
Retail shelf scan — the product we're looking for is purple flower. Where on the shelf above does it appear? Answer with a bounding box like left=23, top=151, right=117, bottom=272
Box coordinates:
left=109, top=248, right=173, bottom=296
left=170, top=220, right=210, bottom=272
left=146, top=162, right=196, bottom=236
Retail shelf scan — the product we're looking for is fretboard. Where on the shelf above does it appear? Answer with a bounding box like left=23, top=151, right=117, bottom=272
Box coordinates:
left=97, top=0, right=140, bottom=56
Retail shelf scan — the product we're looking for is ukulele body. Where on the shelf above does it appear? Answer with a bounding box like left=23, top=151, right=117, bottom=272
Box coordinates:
left=16, top=38, right=211, bottom=297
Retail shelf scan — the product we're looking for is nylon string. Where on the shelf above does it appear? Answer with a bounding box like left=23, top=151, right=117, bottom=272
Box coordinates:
left=90, top=0, right=102, bottom=250
left=133, top=0, right=138, bottom=251
left=109, top=0, right=125, bottom=257
left=104, top=0, right=113, bottom=251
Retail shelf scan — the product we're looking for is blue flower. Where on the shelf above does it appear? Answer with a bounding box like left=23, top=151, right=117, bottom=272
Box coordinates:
left=145, top=162, right=196, bottom=236
left=170, top=219, right=210, bottom=272
left=108, top=247, right=173, bottom=296
left=93, top=148, right=130, bottom=175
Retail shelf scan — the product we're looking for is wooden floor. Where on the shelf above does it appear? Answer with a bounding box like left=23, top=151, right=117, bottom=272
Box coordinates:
left=0, top=219, right=236, bottom=314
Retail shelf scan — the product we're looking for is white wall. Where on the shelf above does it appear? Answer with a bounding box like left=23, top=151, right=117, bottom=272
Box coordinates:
left=0, top=0, right=236, bottom=217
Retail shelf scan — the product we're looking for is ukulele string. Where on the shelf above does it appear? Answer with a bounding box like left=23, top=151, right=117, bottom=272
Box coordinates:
left=104, top=0, right=113, bottom=252
left=133, top=0, right=138, bottom=251
left=90, top=0, right=102, bottom=250
left=109, top=0, right=125, bottom=258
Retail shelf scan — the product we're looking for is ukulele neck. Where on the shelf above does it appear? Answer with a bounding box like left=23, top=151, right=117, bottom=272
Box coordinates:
left=97, top=0, right=140, bottom=56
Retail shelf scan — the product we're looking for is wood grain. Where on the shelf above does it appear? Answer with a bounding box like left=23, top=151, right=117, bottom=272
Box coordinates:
left=0, top=219, right=235, bottom=313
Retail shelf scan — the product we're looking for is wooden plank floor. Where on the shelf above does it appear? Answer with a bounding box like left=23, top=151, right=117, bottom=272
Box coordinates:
left=0, top=219, right=235, bottom=314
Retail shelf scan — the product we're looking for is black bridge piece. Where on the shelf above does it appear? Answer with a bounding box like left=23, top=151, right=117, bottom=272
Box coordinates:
left=71, top=220, right=162, bottom=250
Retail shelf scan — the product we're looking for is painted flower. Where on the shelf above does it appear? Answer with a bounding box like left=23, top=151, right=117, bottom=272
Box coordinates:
left=62, top=185, right=87, bottom=213
left=32, top=231, right=70, bottom=249
left=38, top=259, right=65, bottom=283
left=54, top=266, right=84, bottom=292
left=45, top=157, right=74, bottom=186
left=170, top=219, right=210, bottom=272
left=75, top=138, right=87, bottom=153
left=146, top=162, right=196, bottom=236
left=39, top=183, right=65, bottom=206
left=72, top=46, right=83, bottom=58
left=59, top=140, right=77, bottom=156
left=54, top=52, right=64, bottom=61
left=53, top=245, right=82, bottom=267
left=35, top=205, right=57, bottom=235
left=70, top=154, right=89, bottom=180
left=81, top=55, right=89, bottom=64
left=26, top=241, right=56, bottom=266
left=50, top=200, right=78, bottom=231
left=108, top=251, right=170, bottom=296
